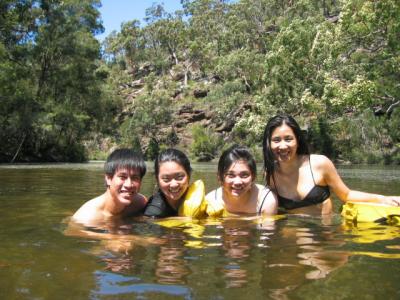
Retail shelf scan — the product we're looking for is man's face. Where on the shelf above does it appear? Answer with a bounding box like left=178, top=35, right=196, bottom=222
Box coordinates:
left=105, top=168, right=142, bottom=206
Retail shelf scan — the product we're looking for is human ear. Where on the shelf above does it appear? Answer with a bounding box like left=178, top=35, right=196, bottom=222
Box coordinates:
left=105, top=174, right=112, bottom=187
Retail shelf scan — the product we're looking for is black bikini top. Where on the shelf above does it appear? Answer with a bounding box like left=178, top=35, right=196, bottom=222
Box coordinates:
left=275, top=156, right=330, bottom=210
left=143, top=190, right=178, bottom=218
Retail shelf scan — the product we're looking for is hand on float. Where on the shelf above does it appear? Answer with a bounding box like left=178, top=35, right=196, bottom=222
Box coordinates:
left=382, top=196, right=400, bottom=206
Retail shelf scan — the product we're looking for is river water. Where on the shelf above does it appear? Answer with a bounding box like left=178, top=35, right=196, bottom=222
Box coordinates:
left=0, top=163, right=399, bottom=299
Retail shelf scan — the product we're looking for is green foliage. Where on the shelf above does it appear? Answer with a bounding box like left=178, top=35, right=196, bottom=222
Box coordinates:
left=4, top=0, right=400, bottom=163
left=190, top=124, right=222, bottom=161
left=119, top=91, right=172, bottom=154
left=328, top=110, right=400, bottom=164
left=215, top=49, right=265, bottom=91
left=204, top=81, right=246, bottom=119
left=0, top=0, right=113, bottom=162
left=145, top=138, right=160, bottom=160
left=308, top=117, right=335, bottom=157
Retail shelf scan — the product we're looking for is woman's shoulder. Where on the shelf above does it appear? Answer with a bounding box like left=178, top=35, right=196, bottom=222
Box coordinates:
left=255, top=183, right=271, bottom=194
left=255, top=184, right=275, bottom=200
left=309, top=154, right=337, bottom=178
left=205, top=187, right=222, bottom=202
left=143, top=191, right=170, bottom=217
left=205, top=187, right=226, bottom=217
left=310, top=154, right=333, bottom=167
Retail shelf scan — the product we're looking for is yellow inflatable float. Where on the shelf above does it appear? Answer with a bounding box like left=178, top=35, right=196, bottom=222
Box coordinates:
left=177, top=179, right=207, bottom=218
left=341, top=201, right=400, bottom=224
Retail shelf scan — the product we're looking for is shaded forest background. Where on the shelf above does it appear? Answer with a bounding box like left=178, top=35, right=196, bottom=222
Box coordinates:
left=1, top=0, right=400, bottom=164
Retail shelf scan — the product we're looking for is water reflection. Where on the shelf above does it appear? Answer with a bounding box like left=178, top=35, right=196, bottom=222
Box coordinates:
left=219, top=219, right=252, bottom=288
left=2, top=164, right=400, bottom=299
left=65, top=212, right=400, bottom=300
left=342, top=220, right=400, bottom=259
left=260, top=216, right=352, bottom=299
left=156, top=233, right=190, bottom=285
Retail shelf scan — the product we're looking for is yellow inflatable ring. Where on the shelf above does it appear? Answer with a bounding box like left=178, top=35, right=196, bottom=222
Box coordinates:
left=178, top=180, right=207, bottom=218
left=341, top=201, right=400, bottom=224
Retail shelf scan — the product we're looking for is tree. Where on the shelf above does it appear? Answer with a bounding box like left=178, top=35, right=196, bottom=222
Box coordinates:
left=0, top=0, right=113, bottom=162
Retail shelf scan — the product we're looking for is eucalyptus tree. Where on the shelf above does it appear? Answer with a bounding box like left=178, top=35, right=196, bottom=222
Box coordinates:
left=181, top=0, right=232, bottom=72
left=0, top=0, right=41, bottom=162
left=0, top=0, right=110, bottom=162
left=143, top=3, right=188, bottom=74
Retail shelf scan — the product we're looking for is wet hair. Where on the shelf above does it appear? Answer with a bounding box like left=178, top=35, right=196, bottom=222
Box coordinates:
left=154, top=148, right=192, bottom=179
left=104, top=148, right=146, bottom=178
left=217, top=145, right=257, bottom=182
left=262, top=114, right=310, bottom=185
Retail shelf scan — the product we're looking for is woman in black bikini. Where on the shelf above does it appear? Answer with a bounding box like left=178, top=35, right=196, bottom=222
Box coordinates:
left=262, top=114, right=400, bottom=215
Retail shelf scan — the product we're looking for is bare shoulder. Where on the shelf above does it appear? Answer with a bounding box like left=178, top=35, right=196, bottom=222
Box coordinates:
left=255, top=184, right=275, bottom=199
left=310, top=154, right=339, bottom=182
left=205, top=188, right=221, bottom=203
left=72, top=195, right=104, bottom=223
left=310, top=154, right=335, bottom=169
left=255, top=183, right=270, bottom=196
left=255, top=184, right=277, bottom=214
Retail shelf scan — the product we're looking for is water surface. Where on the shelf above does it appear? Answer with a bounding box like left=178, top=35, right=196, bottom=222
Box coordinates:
left=0, top=163, right=399, bottom=299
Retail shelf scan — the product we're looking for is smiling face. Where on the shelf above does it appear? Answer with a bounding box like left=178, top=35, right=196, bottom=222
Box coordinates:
left=222, top=160, right=254, bottom=198
left=105, top=168, right=142, bottom=206
left=158, top=161, right=190, bottom=207
left=270, top=123, right=299, bottom=163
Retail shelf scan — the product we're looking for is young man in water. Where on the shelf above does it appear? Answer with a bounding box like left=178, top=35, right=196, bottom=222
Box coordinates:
left=72, top=148, right=148, bottom=225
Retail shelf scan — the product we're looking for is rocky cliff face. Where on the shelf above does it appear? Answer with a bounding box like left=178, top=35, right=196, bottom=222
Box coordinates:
left=114, top=62, right=254, bottom=159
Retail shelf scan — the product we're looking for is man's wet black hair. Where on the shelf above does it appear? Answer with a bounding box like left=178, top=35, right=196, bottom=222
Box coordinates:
left=104, top=148, right=146, bottom=178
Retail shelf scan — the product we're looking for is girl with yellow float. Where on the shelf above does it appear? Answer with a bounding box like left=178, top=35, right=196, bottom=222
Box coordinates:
left=143, top=148, right=206, bottom=218
left=144, top=146, right=278, bottom=219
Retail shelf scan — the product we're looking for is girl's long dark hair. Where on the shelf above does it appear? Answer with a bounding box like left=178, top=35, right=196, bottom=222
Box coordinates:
left=262, top=115, right=310, bottom=185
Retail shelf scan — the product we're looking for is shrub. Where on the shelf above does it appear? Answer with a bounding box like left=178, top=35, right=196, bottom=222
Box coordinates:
left=190, top=124, right=222, bottom=161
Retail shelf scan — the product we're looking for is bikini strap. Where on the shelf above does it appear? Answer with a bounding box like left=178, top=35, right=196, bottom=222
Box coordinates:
left=309, top=155, right=316, bottom=185
left=258, top=187, right=271, bottom=214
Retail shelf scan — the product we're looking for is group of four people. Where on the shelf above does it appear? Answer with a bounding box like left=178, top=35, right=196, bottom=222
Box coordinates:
left=72, top=115, right=400, bottom=225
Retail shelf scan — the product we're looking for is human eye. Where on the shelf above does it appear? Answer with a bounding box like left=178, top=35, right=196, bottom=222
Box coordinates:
left=271, top=137, right=281, bottom=143
left=225, top=172, right=235, bottom=179
left=130, top=175, right=141, bottom=182
left=161, top=176, right=171, bottom=183
left=176, top=174, right=186, bottom=181
left=118, top=173, right=128, bottom=180
left=284, top=136, right=294, bottom=142
left=240, top=172, right=250, bottom=179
